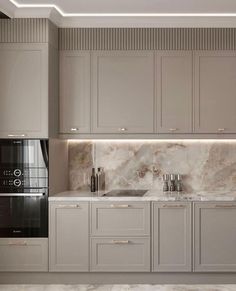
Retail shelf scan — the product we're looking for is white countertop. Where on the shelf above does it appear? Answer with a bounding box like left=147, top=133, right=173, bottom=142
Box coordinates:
left=48, top=190, right=236, bottom=202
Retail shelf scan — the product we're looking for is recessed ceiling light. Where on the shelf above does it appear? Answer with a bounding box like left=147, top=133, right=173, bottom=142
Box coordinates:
left=9, top=0, right=236, bottom=17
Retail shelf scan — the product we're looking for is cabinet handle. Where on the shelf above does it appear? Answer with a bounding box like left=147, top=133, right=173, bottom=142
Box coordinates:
left=70, top=128, right=79, bottom=132
left=110, top=204, right=130, bottom=208
left=8, top=241, right=27, bottom=246
left=118, top=127, right=127, bottom=132
left=214, top=204, right=236, bottom=208
left=57, top=204, right=80, bottom=208
left=111, top=240, right=129, bottom=244
left=169, top=128, right=178, bottom=132
left=162, top=204, right=185, bottom=208
left=8, top=134, right=26, bottom=137
left=218, top=128, right=225, bottom=132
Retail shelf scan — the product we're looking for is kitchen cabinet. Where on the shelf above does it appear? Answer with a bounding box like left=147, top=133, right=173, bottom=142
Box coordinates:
left=156, top=52, right=193, bottom=133
left=194, top=51, right=236, bottom=133
left=194, top=202, right=236, bottom=272
left=152, top=202, right=192, bottom=272
left=90, top=237, right=150, bottom=272
left=91, top=202, right=150, bottom=236
left=0, top=238, right=48, bottom=272
left=59, top=51, right=90, bottom=134
left=0, top=44, right=49, bottom=138
left=49, top=202, right=89, bottom=272
left=92, top=51, right=155, bottom=134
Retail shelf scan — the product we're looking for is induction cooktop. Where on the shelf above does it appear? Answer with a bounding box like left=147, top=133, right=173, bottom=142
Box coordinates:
left=102, top=189, right=148, bottom=197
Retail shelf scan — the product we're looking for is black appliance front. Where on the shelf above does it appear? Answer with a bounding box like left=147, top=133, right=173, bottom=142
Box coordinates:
left=0, top=139, right=48, bottom=237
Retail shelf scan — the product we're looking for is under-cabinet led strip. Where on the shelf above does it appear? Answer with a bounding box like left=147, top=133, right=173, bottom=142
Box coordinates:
left=9, top=0, right=236, bottom=17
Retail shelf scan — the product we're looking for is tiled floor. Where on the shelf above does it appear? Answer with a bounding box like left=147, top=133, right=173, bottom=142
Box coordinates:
left=0, top=285, right=236, bottom=291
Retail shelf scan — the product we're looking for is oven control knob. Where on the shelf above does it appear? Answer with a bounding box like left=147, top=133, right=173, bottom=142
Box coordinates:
left=14, top=169, right=21, bottom=177
left=13, top=179, right=21, bottom=187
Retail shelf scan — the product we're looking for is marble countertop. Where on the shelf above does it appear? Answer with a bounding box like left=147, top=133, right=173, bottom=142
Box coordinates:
left=48, top=189, right=236, bottom=202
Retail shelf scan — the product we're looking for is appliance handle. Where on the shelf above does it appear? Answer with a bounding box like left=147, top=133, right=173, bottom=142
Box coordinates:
left=0, top=193, right=45, bottom=197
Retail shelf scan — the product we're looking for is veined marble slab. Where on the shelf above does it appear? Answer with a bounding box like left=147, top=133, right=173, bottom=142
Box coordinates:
left=49, top=190, right=236, bottom=202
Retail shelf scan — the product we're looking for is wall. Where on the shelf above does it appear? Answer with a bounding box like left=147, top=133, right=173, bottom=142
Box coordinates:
left=68, top=140, right=236, bottom=193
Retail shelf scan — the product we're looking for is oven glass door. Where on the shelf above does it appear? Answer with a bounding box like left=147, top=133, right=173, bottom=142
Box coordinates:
left=0, top=194, right=48, bottom=237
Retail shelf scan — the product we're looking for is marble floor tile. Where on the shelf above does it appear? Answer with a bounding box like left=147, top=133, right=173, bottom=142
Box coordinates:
left=0, top=285, right=236, bottom=291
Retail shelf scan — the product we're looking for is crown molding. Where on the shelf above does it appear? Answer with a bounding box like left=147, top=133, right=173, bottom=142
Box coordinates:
left=2, top=0, right=236, bottom=28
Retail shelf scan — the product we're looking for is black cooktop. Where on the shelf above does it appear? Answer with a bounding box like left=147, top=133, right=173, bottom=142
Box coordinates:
left=102, top=189, right=148, bottom=197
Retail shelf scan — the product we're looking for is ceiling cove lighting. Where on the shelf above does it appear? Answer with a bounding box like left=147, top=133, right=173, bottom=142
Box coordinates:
left=9, top=0, right=236, bottom=17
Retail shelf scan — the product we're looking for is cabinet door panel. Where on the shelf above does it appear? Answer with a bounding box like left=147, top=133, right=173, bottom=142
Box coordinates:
left=91, top=237, right=150, bottom=272
left=92, top=51, right=155, bottom=133
left=49, top=202, right=89, bottom=272
left=194, top=202, right=236, bottom=272
left=153, top=202, right=192, bottom=272
left=0, top=44, right=48, bottom=138
left=60, top=52, right=90, bottom=134
left=156, top=52, right=192, bottom=133
left=194, top=51, right=236, bottom=133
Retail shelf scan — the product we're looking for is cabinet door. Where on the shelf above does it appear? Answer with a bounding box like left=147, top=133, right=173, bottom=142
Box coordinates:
left=59, top=51, right=90, bottom=134
left=0, top=238, right=48, bottom=272
left=0, top=44, right=48, bottom=138
left=91, top=237, right=150, bottom=272
left=194, top=202, right=236, bottom=272
left=92, top=51, right=155, bottom=134
left=49, top=202, right=89, bottom=272
left=91, top=202, right=150, bottom=236
left=156, top=52, right=193, bottom=133
left=153, top=202, right=191, bottom=272
left=194, top=51, right=236, bottom=133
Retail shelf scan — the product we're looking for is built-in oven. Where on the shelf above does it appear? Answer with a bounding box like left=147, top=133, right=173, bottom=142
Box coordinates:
left=0, top=139, right=48, bottom=237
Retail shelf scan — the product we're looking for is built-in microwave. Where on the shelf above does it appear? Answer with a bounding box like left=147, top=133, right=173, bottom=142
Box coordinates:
left=0, top=139, right=48, bottom=237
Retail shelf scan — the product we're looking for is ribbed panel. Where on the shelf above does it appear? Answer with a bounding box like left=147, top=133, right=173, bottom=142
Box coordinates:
left=0, top=18, right=57, bottom=45
left=59, top=28, right=236, bottom=50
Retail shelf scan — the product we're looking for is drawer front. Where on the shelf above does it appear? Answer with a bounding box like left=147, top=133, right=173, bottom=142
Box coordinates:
left=91, top=237, right=150, bottom=272
left=0, top=238, right=48, bottom=272
left=91, top=202, right=150, bottom=236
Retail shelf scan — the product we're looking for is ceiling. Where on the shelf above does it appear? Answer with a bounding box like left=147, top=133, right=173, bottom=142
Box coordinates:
left=1, top=0, right=236, bottom=27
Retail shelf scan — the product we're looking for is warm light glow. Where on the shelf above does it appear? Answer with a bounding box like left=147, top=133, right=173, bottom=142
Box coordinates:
left=68, top=139, right=236, bottom=143
left=9, top=0, right=236, bottom=17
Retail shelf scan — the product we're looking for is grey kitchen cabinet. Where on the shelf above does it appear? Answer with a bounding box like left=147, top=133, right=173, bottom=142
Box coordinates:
left=194, top=51, right=236, bottom=133
left=0, top=43, right=50, bottom=138
left=156, top=52, right=193, bottom=133
left=59, top=51, right=90, bottom=134
left=92, top=51, right=155, bottom=134
left=153, top=202, right=192, bottom=272
left=49, top=202, right=89, bottom=272
left=91, top=202, right=150, bottom=236
left=0, top=238, right=48, bottom=272
left=194, top=202, right=236, bottom=272
left=90, top=237, right=150, bottom=272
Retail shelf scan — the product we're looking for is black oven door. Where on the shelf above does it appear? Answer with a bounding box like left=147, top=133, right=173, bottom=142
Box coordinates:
left=0, top=192, right=48, bottom=237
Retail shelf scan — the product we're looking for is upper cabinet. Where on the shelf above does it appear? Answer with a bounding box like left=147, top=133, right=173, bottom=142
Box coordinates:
left=156, top=52, right=193, bottom=133
left=91, top=51, right=155, bottom=134
left=194, top=51, right=236, bottom=133
left=0, top=44, right=49, bottom=138
left=59, top=52, right=90, bottom=134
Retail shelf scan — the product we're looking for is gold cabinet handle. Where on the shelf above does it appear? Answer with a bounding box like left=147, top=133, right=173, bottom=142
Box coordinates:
left=162, top=204, right=185, bottom=208
left=110, top=204, right=130, bottom=208
left=57, top=204, right=80, bottom=208
left=8, top=134, right=26, bottom=137
left=118, top=127, right=127, bottom=132
left=218, top=128, right=225, bottom=132
left=111, top=240, right=129, bottom=244
left=8, top=241, right=27, bottom=246
left=70, top=127, right=79, bottom=132
left=169, top=128, right=178, bottom=132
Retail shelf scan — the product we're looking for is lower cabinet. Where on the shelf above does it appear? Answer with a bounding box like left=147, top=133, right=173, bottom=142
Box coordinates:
left=90, top=237, right=150, bottom=272
left=194, top=202, right=236, bottom=272
left=49, top=202, right=89, bottom=272
left=152, top=202, right=192, bottom=272
left=0, top=238, right=48, bottom=272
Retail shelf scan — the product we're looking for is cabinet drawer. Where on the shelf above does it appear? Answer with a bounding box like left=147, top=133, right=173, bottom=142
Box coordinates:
left=0, top=238, right=48, bottom=272
left=91, top=202, right=150, bottom=236
left=91, top=237, right=150, bottom=272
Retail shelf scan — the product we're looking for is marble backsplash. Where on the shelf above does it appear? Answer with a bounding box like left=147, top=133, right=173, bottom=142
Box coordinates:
left=68, top=140, right=236, bottom=193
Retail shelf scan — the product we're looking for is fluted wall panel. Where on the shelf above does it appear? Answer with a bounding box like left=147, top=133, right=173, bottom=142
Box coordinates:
left=59, top=28, right=236, bottom=50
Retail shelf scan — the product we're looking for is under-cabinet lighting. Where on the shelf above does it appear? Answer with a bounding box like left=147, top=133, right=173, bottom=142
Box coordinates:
left=9, top=0, right=236, bottom=17
left=68, top=139, right=236, bottom=143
